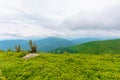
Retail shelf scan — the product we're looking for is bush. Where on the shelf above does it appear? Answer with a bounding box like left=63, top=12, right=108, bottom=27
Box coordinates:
left=7, top=49, right=12, bottom=52
left=16, top=51, right=29, bottom=57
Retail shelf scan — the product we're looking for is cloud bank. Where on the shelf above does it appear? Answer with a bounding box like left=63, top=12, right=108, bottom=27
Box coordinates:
left=0, top=0, right=120, bottom=39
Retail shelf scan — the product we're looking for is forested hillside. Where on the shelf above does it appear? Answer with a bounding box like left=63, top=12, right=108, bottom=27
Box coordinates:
left=53, top=39, right=120, bottom=54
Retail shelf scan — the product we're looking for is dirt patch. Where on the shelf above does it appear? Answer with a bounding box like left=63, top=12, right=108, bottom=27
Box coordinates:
left=23, top=53, right=38, bottom=59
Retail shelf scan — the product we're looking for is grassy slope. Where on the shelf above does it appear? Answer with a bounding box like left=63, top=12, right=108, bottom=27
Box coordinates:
left=0, top=53, right=120, bottom=80
left=54, top=39, right=120, bottom=54
left=0, top=52, right=120, bottom=80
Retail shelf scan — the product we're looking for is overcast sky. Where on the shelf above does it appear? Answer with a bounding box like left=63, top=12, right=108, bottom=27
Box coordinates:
left=0, top=0, right=120, bottom=39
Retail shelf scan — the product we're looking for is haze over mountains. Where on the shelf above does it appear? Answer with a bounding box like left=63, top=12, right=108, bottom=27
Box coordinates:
left=0, top=37, right=118, bottom=52
left=0, top=37, right=73, bottom=52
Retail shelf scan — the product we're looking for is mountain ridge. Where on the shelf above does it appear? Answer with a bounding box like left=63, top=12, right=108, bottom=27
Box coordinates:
left=0, top=37, right=73, bottom=52
left=53, top=39, right=120, bottom=54
left=0, top=37, right=118, bottom=52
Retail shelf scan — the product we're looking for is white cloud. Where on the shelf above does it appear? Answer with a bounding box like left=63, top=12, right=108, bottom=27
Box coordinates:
left=0, top=0, right=120, bottom=39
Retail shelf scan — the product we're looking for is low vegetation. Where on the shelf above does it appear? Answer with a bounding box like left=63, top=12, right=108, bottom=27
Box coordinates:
left=0, top=52, right=120, bottom=80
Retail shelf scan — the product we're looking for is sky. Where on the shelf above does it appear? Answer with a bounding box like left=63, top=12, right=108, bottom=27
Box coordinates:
left=0, top=0, right=120, bottom=39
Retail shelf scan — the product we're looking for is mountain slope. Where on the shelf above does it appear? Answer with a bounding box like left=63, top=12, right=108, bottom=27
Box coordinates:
left=53, top=39, right=120, bottom=54
left=37, top=37, right=74, bottom=52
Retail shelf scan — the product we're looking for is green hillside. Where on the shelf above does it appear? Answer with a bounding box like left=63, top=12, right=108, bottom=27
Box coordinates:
left=53, top=39, right=120, bottom=54
left=0, top=52, right=120, bottom=80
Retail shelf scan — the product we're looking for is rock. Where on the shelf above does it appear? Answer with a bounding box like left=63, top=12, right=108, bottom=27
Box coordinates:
left=23, top=53, right=38, bottom=59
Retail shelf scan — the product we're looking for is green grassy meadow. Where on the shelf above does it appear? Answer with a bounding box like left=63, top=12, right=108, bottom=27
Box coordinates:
left=0, top=52, right=120, bottom=80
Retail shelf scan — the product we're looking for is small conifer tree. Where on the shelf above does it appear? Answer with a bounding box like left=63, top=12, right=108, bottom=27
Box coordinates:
left=29, top=40, right=37, bottom=53
left=15, top=45, right=21, bottom=52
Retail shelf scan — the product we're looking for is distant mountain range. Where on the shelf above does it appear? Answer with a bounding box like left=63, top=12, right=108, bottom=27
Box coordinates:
left=36, top=37, right=74, bottom=52
left=53, top=39, right=120, bottom=54
left=71, top=38, right=106, bottom=44
left=0, top=37, right=74, bottom=52
left=0, top=37, right=116, bottom=52
left=0, top=40, right=29, bottom=51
